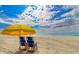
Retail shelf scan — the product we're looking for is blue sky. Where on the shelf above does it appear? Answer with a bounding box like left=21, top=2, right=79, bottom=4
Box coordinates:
left=0, top=5, right=27, bottom=29
left=0, top=5, right=27, bottom=18
left=0, top=5, right=79, bottom=35
left=0, top=5, right=73, bottom=20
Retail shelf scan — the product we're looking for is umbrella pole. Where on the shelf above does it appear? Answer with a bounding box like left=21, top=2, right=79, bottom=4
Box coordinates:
left=19, top=27, right=26, bottom=50
left=19, top=25, right=21, bottom=48
left=19, top=30, right=21, bottom=50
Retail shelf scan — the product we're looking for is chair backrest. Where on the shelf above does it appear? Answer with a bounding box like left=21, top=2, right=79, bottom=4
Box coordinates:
left=19, top=36, right=25, bottom=42
left=27, top=36, right=34, bottom=44
left=27, top=36, right=33, bottom=41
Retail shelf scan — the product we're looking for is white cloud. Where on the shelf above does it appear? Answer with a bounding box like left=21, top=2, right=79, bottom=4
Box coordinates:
left=18, top=5, right=75, bottom=26
left=0, top=18, right=13, bottom=24
left=19, top=5, right=54, bottom=26
left=0, top=18, right=20, bottom=25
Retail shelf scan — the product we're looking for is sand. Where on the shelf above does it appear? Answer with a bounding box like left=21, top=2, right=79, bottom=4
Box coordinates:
left=0, top=35, right=79, bottom=54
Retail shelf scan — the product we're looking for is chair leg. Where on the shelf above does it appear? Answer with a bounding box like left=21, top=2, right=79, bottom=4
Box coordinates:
left=19, top=46, right=26, bottom=51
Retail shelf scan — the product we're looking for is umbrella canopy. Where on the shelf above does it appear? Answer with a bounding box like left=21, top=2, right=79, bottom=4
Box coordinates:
left=1, top=24, right=36, bottom=35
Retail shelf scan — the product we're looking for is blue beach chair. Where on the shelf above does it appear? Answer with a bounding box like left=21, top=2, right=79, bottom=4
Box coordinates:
left=26, top=36, right=37, bottom=52
left=19, top=36, right=26, bottom=50
left=27, top=37, right=34, bottom=47
left=20, top=37, right=26, bottom=46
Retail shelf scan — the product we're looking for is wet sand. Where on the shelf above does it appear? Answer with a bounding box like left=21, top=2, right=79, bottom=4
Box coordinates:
left=0, top=35, right=79, bottom=54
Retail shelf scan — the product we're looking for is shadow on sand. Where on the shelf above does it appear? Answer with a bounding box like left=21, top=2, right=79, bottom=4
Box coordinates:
left=14, top=50, right=39, bottom=54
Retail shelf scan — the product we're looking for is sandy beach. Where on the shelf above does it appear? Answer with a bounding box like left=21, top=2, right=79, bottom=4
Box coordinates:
left=0, top=35, right=79, bottom=54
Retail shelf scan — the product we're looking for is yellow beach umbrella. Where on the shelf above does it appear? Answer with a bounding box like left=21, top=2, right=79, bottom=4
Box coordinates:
left=2, top=24, right=36, bottom=36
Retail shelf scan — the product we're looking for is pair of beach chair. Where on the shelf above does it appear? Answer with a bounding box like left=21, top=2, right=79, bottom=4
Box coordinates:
left=19, top=36, right=37, bottom=52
